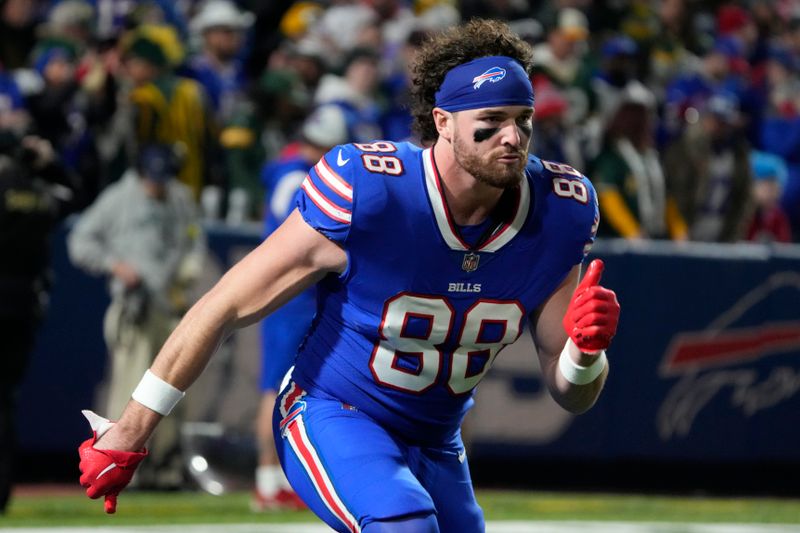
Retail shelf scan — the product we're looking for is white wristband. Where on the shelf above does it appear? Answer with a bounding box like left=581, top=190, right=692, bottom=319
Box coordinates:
left=558, top=340, right=607, bottom=385
left=131, top=369, right=185, bottom=416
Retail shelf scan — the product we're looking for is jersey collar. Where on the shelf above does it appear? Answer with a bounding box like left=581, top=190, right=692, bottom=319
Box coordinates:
left=422, top=147, right=530, bottom=252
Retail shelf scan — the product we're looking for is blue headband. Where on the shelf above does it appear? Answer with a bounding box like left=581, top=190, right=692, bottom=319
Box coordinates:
left=435, top=56, right=534, bottom=112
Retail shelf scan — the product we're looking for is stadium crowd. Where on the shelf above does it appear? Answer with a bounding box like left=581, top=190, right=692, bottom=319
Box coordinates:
left=2, top=0, right=800, bottom=513
left=0, top=0, right=798, bottom=243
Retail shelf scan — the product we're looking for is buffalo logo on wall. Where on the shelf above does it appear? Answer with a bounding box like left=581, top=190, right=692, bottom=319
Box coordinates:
left=657, top=272, right=800, bottom=440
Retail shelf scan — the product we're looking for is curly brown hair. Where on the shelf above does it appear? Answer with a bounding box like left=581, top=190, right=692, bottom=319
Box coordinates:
left=410, top=19, right=535, bottom=144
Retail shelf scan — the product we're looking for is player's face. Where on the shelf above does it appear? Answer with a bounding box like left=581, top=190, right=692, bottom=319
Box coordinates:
left=452, top=106, right=533, bottom=189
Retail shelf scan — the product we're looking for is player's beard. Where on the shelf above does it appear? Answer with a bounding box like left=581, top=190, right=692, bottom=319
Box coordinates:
left=453, top=130, right=527, bottom=189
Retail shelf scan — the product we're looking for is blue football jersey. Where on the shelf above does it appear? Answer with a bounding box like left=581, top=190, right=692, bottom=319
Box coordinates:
left=293, top=141, right=598, bottom=444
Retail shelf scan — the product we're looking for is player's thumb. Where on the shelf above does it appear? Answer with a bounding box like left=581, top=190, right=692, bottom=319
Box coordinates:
left=577, top=259, right=604, bottom=291
left=104, top=494, right=117, bottom=514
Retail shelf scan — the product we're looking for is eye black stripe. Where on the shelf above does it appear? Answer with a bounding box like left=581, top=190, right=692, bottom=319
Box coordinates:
left=474, top=128, right=499, bottom=143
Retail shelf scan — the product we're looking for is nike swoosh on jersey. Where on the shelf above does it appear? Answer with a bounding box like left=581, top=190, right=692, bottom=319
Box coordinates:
left=337, top=149, right=350, bottom=166
left=95, top=462, right=118, bottom=480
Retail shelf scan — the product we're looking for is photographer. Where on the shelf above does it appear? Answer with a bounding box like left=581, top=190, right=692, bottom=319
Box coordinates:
left=0, top=134, right=77, bottom=512
left=67, top=143, right=205, bottom=489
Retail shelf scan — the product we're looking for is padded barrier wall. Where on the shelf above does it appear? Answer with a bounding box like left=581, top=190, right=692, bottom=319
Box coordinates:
left=17, top=223, right=800, bottom=472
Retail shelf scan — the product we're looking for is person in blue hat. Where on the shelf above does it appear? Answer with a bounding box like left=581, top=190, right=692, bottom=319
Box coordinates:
left=77, top=19, right=620, bottom=532
left=588, top=34, right=657, bottom=150
left=746, top=150, right=792, bottom=242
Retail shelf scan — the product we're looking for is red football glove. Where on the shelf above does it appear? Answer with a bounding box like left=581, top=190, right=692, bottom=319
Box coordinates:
left=78, top=410, right=147, bottom=514
left=563, top=259, right=620, bottom=353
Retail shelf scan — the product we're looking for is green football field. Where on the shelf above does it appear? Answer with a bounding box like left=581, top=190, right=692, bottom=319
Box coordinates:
left=2, top=488, right=799, bottom=529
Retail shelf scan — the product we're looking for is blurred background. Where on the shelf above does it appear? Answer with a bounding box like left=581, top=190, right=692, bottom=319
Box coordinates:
left=1, top=0, right=799, bottom=507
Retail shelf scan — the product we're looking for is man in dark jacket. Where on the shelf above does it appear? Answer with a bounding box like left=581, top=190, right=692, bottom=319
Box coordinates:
left=0, top=135, right=76, bottom=512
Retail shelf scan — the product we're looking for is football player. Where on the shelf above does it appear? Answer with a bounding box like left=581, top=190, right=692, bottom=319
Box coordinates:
left=79, top=19, right=620, bottom=533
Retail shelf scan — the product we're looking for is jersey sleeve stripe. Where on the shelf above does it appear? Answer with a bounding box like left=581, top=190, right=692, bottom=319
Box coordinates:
left=301, top=177, right=352, bottom=224
left=315, top=159, right=354, bottom=201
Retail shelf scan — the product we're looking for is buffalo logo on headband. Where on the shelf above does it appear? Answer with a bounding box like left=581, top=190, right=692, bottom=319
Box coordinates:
left=435, top=57, right=533, bottom=111
left=472, top=67, right=506, bottom=90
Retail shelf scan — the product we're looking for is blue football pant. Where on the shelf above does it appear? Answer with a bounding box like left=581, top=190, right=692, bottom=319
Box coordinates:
left=273, top=382, right=484, bottom=532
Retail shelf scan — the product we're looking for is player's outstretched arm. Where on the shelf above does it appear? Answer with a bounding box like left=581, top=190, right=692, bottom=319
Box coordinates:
left=79, top=210, right=347, bottom=512
left=531, top=259, right=620, bottom=414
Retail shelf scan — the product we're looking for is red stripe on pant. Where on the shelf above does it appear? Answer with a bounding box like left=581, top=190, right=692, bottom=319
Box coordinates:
left=287, top=418, right=359, bottom=532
